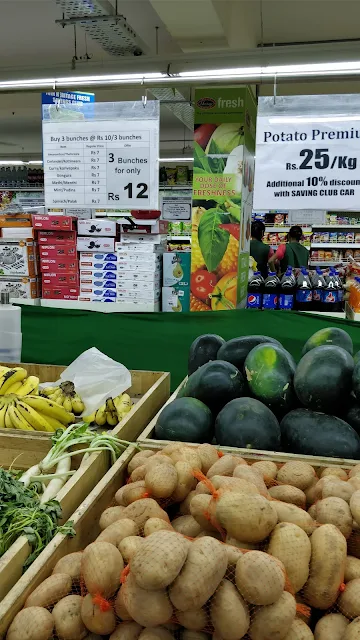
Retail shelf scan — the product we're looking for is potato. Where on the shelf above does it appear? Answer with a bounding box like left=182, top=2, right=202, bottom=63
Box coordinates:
left=110, top=622, right=143, bottom=640
left=211, top=579, right=250, bottom=640
left=143, top=518, right=173, bottom=537
left=349, top=476, right=360, bottom=491
left=128, top=450, right=156, bottom=474
left=348, top=531, right=360, bottom=559
left=131, top=530, right=189, bottom=590
left=115, top=585, right=133, bottom=620
left=343, top=618, right=360, bottom=640
left=161, top=443, right=183, bottom=456
left=197, top=444, right=219, bottom=474
left=308, top=504, right=317, bottom=519
left=52, top=551, right=83, bottom=580
left=122, top=571, right=173, bottom=627
left=190, top=494, right=217, bottom=532
left=339, top=578, right=360, bottom=619
left=182, top=632, right=208, bottom=640
left=169, top=447, right=202, bottom=470
left=170, top=536, right=227, bottom=611
left=316, top=497, right=352, bottom=538
left=179, top=491, right=196, bottom=515
left=138, top=628, right=174, bottom=640
left=53, top=595, right=87, bottom=640
left=172, top=515, right=202, bottom=538
left=24, top=573, right=71, bottom=608
left=145, top=454, right=176, bottom=472
left=176, top=608, right=208, bottom=630
left=269, top=485, right=306, bottom=508
left=120, top=498, right=170, bottom=529
left=351, top=490, right=360, bottom=526
left=233, top=465, right=268, bottom=494
left=273, top=501, right=316, bottom=534
left=195, top=481, right=211, bottom=495
left=277, top=461, right=316, bottom=490
left=172, top=461, right=197, bottom=502
left=321, top=467, right=348, bottom=480
left=268, top=522, right=311, bottom=593
left=314, top=613, right=349, bottom=640
left=212, top=475, right=260, bottom=495
left=284, top=619, right=314, bottom=640
left=82, top=541, right=123, bottom=598
left=6, top=606, right=54, bottom=640
left=249, top=591, right=296, bottom=640
left=207, top=455, right=246, bottom=478
left=119, top=536, right=144, bottom=562
left=130, top=465, right=148, bottom=482
left=304, top=524, right=347, bottom=609
left=349, top=464, right=360, bottom=478
left=322, top=477, right=354, bottom=503
left=226, top=535, right=259, bottom=550
left=122, top=481, right=148, bottom=506
left=97, top=518, right=139, bottom=546
left=145, top=465, right=178, bottom=499
left=116, top=486, right=128, bottom=506
left=225, top=543, right=243, bottom=566
left=81, top=592, right=116, bottom=635
left=235, top=550, right=285, bottom=605
left=195, top=531, right=222, bottom=541
left=305, top=480, right=321, bottom=507
left=251, top=460, right=278, bottom=483
left=346, top=556, right=360, bottom=582
left=100, top=506, right=126, bottom=530
left=216, top=492, right=277, bottom=542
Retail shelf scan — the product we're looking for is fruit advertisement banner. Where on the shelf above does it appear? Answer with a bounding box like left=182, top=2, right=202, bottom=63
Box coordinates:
left=190, top=87, right=256, bottom=312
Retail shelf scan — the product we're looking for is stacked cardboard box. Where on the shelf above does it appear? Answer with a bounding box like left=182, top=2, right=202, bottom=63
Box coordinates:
left=115, top=241, right=163, bottom=304
left=78, top=219, right=117, bottom=302
left=162, top=250, right=191, bottom=312
left=0, top=213, right=40, bottom=300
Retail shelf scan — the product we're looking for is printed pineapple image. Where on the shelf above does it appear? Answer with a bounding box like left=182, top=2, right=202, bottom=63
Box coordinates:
left=190, top=293, right=211, bottom=312
left=191, top=234, right=206, bottom=273
left=216, top=235, right=239, bottom=278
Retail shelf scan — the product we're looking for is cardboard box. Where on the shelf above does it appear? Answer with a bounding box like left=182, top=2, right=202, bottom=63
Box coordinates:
left=40, top=258, right=79, bottom=274
left=121, top=220, right=168, bottom=235
left=78, top=296, right=117, bottom=303
left=38, top=230, right=77, bottom=245
left=32, top=215, right=75, bottom=231
left=80, top=280, right=117, bottom=293
left=119, top=233, right=167, bottom=244
left=42, top=272, right=79, bottom=286
left=40, top=245, right=77, bottom=259
left=79, top=252, right=117, bottom=263
left=0, top=276, right=39, bottom=299
left=117, top=289, right=161, bottom=301
left=80, top=271, right=117, bottom=282
left=163, top=251, right=191, bottom=286
left=0, top=239, right=36, bottom=277
left=115, top=242, right=166, bottom=253
left=115, top=248, right=164, bottom=259
left=42, top=284, right=79, bottom=300
left=1, top=227, right=35, bottom=239
left=79, top=287, right=117, bottom=299
left=77, top=237, right=115, bottom=252
left=117, top=253, right=162, bottom=265
left=117, top=262, right=161, bottom=274
left=162, top=285, right=190, bottom=312
left=78, top=219, right=117, bottom=236
left=116, top=271, right=161, bottom=284
left=0, top=214, right=32, bottom=228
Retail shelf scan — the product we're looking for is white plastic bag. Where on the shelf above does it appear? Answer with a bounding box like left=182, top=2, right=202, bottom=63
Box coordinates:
left=41, top=347, right=131, bottom=415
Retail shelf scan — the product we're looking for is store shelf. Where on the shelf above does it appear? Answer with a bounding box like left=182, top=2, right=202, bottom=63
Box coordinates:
left=167, top=235, right=191, bottom=241
left=265, top=226, right=312, bottom=232
left=160, top=184, right=192, bottom=190
left=312, top=224, right=360, bottom=229
left=40, top=299, right=161, bottom=313
left=12, top=298, right=40, bottom=306
left=309, top=260, right=347, bottom=266
left=312, top=243, right=360, bottom=248
left=0, top=187, right=44, bottom=191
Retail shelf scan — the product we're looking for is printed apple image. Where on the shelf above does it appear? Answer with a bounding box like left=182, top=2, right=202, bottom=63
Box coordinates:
left=205, top=123, right=244, bottom=155
left=194, top=124, right=217, bottom=150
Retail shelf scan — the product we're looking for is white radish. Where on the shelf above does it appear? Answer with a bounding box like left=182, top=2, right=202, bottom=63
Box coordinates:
left=40, top=457, right=71, bottom=503
left=19, top=464, right=41, bottom=487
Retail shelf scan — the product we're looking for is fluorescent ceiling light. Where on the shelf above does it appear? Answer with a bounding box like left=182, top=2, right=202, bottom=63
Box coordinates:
left=270, top=116, right=360, bottom=124
left=159, top=157, right=193, bottom=162
left=27, top=160, right=43, bottom=164
left=0, top=160, right=43, bottom=165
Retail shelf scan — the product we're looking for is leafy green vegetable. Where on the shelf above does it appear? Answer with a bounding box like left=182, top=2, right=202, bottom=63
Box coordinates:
left=206, top=137, right=226, bottom=173
left=193, top=142, right=212, bottom=173
left=198, top=209, right=231, bottom=272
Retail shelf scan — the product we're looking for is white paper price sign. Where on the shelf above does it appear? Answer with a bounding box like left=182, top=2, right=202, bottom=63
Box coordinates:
left=254, top=106, right=360, bottom=211
left=162, top=196, right=191, bottom=220
left=42, top=104, right=159, bottom=209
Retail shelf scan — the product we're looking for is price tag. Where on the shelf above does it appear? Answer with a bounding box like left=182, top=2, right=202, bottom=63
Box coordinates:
left=254, top=115, right=360, bottom=210
left=288, top=210, right=327, bottom=225
left=162, top=196, right=191, bottom=221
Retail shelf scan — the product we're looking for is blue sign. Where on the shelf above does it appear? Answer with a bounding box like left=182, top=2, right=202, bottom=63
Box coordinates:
left=41, top=91, right=95, bottom=105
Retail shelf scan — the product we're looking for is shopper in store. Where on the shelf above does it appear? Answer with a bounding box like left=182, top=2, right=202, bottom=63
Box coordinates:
left=250, top=221, right=274, bottom=279
left=269, top=225, right=309, bottom=273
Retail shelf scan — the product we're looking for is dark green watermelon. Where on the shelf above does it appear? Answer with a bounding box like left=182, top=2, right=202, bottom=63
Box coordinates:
left=353, top=359, right=360, bottom=401
left=344, top=395, right=360, bottom=435
left=188, top=334, right=225, bottom=375
left=302, top=327, right=353, bottom=356
left=155, top=397, right=213, bottom=443
left=215, top=397, right=281, bottom=450
left=281, top=408, right=360, bottom=458
left=217, top=335, right=281, bottom=371
left=354, top=351, right=360, bottom=366
left=181, top=360, right=245, bottom=415
left=244, top=343, right=296, bottom=413
left=294, top=345, right=354, bottom=413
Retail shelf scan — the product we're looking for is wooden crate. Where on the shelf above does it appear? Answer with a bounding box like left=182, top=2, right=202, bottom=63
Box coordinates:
left=0, top=364, right=170, bottom=601
left=138, top=377, right=360, bottom=471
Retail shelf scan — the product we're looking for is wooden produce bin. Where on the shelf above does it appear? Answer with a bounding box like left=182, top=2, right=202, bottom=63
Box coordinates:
left=138, top=377, right=360, bottom=472
left=0, top=363, right=170, bottom=601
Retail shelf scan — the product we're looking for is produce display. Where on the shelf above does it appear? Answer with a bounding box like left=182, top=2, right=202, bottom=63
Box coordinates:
left=8, top=442, right=360, bottom=640
left=155, top=327, right=360, bottom=460
left=83, top=393, right=132, bottom=427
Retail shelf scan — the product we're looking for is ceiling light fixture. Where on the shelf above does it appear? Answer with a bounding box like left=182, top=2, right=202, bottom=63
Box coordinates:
left=0, top=160, right=43, bottom=165
left=159, top=157, right=193, bottom=162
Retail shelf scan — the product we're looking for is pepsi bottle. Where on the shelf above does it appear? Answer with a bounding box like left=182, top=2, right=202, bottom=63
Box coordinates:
left=263, top=272, right=280, bottom=310
left=296, top=268, right=312, bottom=311
left=247, top=272, right=264, bottom=309
left=311, top=267, right=326, bottom=312
left=279, top=267, right=296, bottom=310
left=323, top=270, right=339, bottom=312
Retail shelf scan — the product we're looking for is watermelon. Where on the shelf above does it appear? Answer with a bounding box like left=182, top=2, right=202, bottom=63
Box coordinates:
left=294, top=345, right=354, bottom=413
left=244, top=343, right=296, bottom=414
left=353, top=358, right=360, bottom=401
left=188, top=334, right=225, bottom=375
left=217, top=335, right=281, bottom=371
left=302, top=327, right=353, bottom=356
left=215, top=397, right=281, bottom=450
left=281, top=408, right=360, bottom=458
left=344, top=395, right=360, bottom=435
left=180, top=359, right=245, bottom=415
left=154, top=397, right=213, bottom=443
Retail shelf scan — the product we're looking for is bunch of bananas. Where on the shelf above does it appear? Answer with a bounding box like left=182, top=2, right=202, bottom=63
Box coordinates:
left=83, top=393, right=132, bottom=428
left=41, top=381, right=85, bottom=416
left=0, top=366, right=40, bottom=396
left=0, top=394, right=75, bottom=432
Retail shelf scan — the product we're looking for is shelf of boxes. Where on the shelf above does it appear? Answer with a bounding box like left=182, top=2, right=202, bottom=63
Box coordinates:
left=40, top=299, right=161, bottom=312
left=311, top=243, right=360, bottom=249
left=311, top=224, right=360, bottom=229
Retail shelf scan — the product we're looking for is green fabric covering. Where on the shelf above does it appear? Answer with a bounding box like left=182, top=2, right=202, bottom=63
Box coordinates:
left=19, top=306, right=360, bottom=391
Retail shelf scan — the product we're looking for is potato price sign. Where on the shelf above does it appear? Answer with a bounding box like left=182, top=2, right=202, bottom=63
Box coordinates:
left=253, top=115, right=360, bottom=210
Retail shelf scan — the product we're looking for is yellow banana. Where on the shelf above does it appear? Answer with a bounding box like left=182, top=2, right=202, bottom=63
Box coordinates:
left=41, top=386, right=58, bottom=397
left=105, top=397, right=118, bottom=426
left=95, top=403, right=107, bottom=426
left=83, top=411, right=96, bottom=423
left=71, top=394, right=85, bottom=416
left=4, top=403, right=13, bottom=428
left=43, top=415, right=66, bottom=431
left=63, top=396, right=73, bottom=413
left=16, top=400, right=54, bottom=433
left=0, top=368, right=27, bottom=395
left=5, top=381, right=23, bottom=394
left=22, top=395, right=74, bottom=425
left=7, top=403, right=34, bottom=431
left=0, top=403, right=7, bottom=428
left=55, top=392, right=66, bottom=406
left=16, top=376, right=40, bottom=397
left=114, top=393, right=132, bottom=418
left=48, top=388, right=62, bottom=402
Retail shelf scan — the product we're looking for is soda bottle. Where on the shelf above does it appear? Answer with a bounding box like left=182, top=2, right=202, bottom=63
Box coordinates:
left=334, top=269, right=344, bottom=311
left=247, top=271, right=264, bottom=309
left=311, top=267, right=326, bottom=312
left=263, top=272, right=280, bottom=310
left=295, top=268, right=313, bottom=311
left=323, top=270, right=339, bottom=312
left=279, top=267, right=296, bottom=310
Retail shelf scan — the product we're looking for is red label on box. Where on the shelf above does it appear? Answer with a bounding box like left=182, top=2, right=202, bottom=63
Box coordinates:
left=38, top=231, right=77, bottom=245
left=40, top=258, right=79, bottom=274
left=40, top=245, right=76, bottom=259
left=32, top=215, right=75, bottom=231
left=42, top=272, right=79, bottom=286
left=42, top=284, right=79, bottom=300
